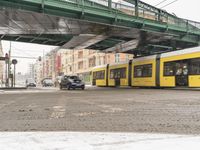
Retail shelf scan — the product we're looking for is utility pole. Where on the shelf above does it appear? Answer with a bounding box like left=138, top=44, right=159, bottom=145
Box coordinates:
left=43, top=49, right=45, bottom=79
left=7, top=41, right=11, bottom=87
left=73, top=49, right=74, bottom=75
left=12, top=59, right=17, bottom=87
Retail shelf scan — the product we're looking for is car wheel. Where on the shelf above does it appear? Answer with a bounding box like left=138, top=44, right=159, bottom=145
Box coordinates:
left=82, top=86, right=85, bottom=90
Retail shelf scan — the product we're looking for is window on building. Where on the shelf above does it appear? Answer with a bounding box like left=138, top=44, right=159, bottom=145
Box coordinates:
left=78, top=51, right=83, bottom=59
left=93, top=70, right=105, bottom=79
left=190, top=58, right=200, bottom=75
left=78, top=61, right=83, bottom=70
left=126, top=54, right=129, bottom=61
left=110, top=68, right=126, bottom=79
left=89, top=50, right=95, bottom=54
left=134, top=64, right=152, bottom=77
left=115, top=53, right=120, bottom=63
left=103, top=56, right=106, bottom=64
left=89, top=57, right=96, bottom=67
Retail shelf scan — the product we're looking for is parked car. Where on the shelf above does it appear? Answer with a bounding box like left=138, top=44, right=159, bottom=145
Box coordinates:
left=60, top=75, right=85, bottom=90
left=42, top=78, right=54, bottom=87
left=54, top=76, right=62, bottom=87
left=26, top=78, right=36, bottom=88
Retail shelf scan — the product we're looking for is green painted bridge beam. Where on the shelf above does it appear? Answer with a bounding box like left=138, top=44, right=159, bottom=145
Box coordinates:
left=0, top=0, right=198, bottom=34
left=0, top=34, right=74, bottom=46
left=0, top=0, right=200, bottom=45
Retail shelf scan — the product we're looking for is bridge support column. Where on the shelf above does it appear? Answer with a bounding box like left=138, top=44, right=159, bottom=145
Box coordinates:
left=41, top=0, right=45, bottom=13
left=108, top=0, right=112, bottom=9
left=158, top=9, right=161, bottom=22
left=135, top=0, right=139, bottom=17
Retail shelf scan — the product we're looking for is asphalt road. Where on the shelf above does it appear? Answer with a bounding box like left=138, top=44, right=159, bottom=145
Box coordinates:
left=0, top=87, right=200, bottom=134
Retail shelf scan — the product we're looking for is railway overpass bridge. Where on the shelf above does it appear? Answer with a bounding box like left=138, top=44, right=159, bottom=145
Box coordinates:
left=0, top=0, right=200, bottom=56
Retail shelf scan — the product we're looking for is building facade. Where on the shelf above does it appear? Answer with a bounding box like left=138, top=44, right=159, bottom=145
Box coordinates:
left=0, top=41, right=4, bottom=84
left=34, top=48, right=133, bottom=84
left=34, top=60, right=43, bottom=84
left=58, top=49, right=133, bottom=83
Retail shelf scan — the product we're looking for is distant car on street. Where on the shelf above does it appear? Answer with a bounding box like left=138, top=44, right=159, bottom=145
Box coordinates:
left=60, top=75, right=85, bottom=90
left=26, top=78, right=36, bottom=88
left=42, top=78, right=54, bottom=87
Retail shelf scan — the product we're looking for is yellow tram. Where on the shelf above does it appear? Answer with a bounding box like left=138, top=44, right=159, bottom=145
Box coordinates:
left=92, top=64, right=108, bottom=86
left=92, top=47, right=200, bottom=88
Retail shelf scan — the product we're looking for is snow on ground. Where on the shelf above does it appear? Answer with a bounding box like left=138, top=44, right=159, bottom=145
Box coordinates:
left=0, top=132, right=199, bottom=150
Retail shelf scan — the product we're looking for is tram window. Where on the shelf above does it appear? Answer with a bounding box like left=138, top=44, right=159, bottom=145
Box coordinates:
left=110, top=70, right=114, bottom=79
left=110, top=68, right=126, bottom=79
left=143, top=64, right=152, bottom=77
left=134, top=64, right=152, bottom=77
left=122, top=68, right=126, bottom=78
left=190, top=58, right=200, bottom=75
left=93, top=71, right=105, bottom=79
left=164, top=62, right=175, bottom=76
left=134, top=67, right=142, bottom=77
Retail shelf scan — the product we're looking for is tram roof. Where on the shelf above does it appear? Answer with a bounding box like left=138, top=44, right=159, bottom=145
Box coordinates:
left=161, top=47, right=200, bottom=58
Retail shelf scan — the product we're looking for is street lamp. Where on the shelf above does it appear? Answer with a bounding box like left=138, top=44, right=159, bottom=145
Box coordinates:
left=5, top=53, right=9, bottom=87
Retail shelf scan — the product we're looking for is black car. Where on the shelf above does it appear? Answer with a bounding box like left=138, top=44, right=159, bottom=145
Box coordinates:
left=42, top=78, right=54, bottom=87
left=60, top=75, right=85, bottom=90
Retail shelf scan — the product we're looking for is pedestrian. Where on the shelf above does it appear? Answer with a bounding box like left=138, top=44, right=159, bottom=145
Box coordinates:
left=0, top=79, right=2, bottom=87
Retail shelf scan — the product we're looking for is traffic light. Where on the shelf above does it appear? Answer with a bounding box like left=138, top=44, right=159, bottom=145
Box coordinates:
left=5, top=53, right=9, bottom=63
left=38, top=56, right=42, bottom=61
left=5, top=53, right=9, bottom=59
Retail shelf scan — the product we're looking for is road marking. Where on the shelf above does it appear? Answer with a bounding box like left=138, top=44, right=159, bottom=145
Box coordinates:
left=0, top=101, right=15, bottom=110
left=98, top=104, right=123, bottom=113
left=73, top=112, right=97, bottom=117
left=50, top=106, right=66, bottom=119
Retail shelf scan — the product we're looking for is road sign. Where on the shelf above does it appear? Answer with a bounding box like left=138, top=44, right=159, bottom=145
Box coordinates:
left=12, top=59, right=18, bottom=65
left=9, top=74, right=13, bottom=78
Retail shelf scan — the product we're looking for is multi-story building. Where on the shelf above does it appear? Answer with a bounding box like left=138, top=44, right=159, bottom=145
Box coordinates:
left=34, top=60, right=43, bottom=84
left=28, top=64, right=35, bottom=79
left=35, top=48, right=133, bottom=84
left=57, top=49, right=133, bottom=83
left=0, top=41, right=4, bottom=84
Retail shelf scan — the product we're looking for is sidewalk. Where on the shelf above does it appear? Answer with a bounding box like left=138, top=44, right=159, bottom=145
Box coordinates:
left=0, top=87, right=27, bottom=90
left=0, top=132, right=199, bottom=150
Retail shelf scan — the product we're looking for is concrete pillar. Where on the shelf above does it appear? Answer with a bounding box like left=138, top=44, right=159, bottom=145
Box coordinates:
left=135, top=0, right=139, bottom=17
left=0, top=41, right=4, bottom=87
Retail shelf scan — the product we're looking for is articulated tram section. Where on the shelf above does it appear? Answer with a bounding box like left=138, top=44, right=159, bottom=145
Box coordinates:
left=92, top=47, right=200, bottom=88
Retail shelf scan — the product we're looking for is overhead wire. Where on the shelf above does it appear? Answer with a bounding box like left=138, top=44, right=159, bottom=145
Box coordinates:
left=154, top=0, right=168, bottom=7
left=160, top=0, right=179, bottom=8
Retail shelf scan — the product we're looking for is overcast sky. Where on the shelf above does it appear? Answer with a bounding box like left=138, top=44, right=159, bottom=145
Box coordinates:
left=2, top=0, right=200, bottom=74
left=2, top=41, right=57, bottom=74
left=144, top=0, right=200, bottom=21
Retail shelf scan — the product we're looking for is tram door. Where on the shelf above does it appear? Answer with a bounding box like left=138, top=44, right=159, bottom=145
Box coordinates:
left=92, top=72, right=96, bottom=86
left=115, top=79, right=120, bottom=86
left=92, top=79, right=96, bottom=86
left=175, top=60, right=189, bottom=86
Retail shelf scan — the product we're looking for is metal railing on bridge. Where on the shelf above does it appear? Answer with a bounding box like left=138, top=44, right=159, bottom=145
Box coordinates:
left=64, top=0, right=200, bottom=33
